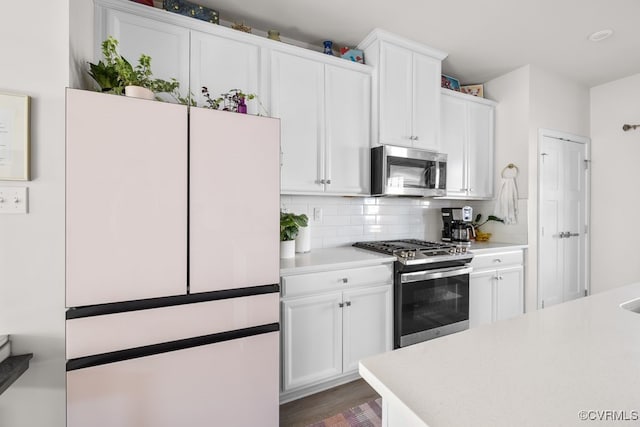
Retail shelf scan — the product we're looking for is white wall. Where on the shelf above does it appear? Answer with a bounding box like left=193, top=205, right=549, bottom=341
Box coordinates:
left=0, top=1, right=69, bottom=426
left=479, top=65, right=590, bottom=312
left=590, top=73, right=640, bottom=293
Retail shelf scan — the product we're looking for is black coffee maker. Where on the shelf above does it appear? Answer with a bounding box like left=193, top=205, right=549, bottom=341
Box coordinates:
left=441, top=206, right=475, bottom=243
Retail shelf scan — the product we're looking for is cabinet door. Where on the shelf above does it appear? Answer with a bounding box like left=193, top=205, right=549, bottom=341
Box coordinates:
left=98, top=7, right=190, bottom=100
left=469, top=270, right=495, bottom=328
left=440, top=93, right=467, bottom=197
left=190, top=30, right=261, bottom=114
left=325, top=65, right=371, bottom=195
left=66, top=89, right=188, bottom=307
left=282, top=293, right=343, bottom=391
left=271, top=51, right=325, bottom=193
left=467, top=102, right=495, bottom=198
left=189, top=108, right=280, bottom=293
left=342, top=285, right=392, bottom=373
left=412, top=53, right=441, bottom=151
left=378, top=42, right=413, bottom=147
left=495, top=266, right=524, bottom=322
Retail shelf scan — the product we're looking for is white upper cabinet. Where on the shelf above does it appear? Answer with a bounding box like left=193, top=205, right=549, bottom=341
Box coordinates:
left=324, top=65, right=371, bottom=195
left=359, top=29, right=447, bottom=152
left=440, top=89, right=496, bottom=199
left=95, top=3, right=190, bottom=99
left=271, top=50, right=372, bottom=196
left=190, top=30, right=261, bottom=114
left=271, top=51, right=325, bottom=194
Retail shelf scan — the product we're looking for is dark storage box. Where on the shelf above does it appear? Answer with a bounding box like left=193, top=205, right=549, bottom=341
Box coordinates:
left=163, top=0, right=219, bottom=24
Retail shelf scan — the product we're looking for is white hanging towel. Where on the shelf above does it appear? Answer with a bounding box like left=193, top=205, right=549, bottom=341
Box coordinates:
left=495, top=166, right=519, bottom=224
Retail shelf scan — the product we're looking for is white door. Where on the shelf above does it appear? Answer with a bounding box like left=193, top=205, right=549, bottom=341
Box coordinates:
left=282, top=293, right=343, bottom=390
left=467, top=102, right=494, bottom=198
left=411, top=52, right=441, bottom=151
left=440, top=93, right=467, bottom=197
left=190, top=30, right=261, bottom=113
left=538, top=131, right=589, bottom=308
left=342, top=285, right=392, bottom=373
left=494, top=266, right=524, bottom=321
left=378, top=42, right=413, bottom=147
left=324, top=65, right=371, bottom=195
left=469, top=270, right=494, bottom=328
left=98, top=7, right=190, bottom=100
left=271, top=51, right=325, bottom=193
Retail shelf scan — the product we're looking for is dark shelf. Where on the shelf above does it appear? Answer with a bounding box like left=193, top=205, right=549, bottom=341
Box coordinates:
left=0, top=354, right=33, bottom=396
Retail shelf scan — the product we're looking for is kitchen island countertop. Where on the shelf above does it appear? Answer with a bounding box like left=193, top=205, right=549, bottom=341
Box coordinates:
left=359, top=281, right=640, bottom=427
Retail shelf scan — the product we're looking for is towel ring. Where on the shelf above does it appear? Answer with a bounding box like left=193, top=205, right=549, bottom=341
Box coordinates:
left=501, top=163, right=519, bottom=178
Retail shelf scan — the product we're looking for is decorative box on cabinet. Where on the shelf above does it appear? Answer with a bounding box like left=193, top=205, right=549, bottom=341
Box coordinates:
left=270, top=50, right=372, bottom=196
left=440, top=89, right=496, bottom=199
left=280, top=263, right=393, bottom=402
left=358, top=29, right=447, bottom=152
left=469, top=250, right=524, bottom=328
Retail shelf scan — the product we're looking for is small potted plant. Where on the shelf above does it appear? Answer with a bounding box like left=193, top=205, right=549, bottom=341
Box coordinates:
left=471, top=214, right=504, bottom=241
left=88, top=36, right=183, bottom=101
left=201, top=87, right=267, bottom=114
left=280, top=211, right=308, bottom=259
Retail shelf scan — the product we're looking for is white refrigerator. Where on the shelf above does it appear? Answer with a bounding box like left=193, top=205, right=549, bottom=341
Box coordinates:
left=65, top=89, right=280, bottom=427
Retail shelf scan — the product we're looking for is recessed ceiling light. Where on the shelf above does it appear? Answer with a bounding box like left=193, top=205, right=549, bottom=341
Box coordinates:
left=588, top=29, right=614, bottom=42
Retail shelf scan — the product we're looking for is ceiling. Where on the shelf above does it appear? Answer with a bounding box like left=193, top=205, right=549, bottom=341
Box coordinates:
left=194, top=0, right=640, bottom=88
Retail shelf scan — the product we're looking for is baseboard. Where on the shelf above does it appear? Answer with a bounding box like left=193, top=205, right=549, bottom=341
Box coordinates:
left=279, top=372, right=361, bottom=404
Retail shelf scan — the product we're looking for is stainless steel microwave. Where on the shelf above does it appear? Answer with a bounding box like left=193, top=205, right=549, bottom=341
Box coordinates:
left=371, top=145, right=447, bottom=197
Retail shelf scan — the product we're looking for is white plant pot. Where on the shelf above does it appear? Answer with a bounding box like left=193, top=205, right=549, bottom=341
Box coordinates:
left=124, top=85, right=155, bottom=100
left=280, top=240, right=296, bottom=259
left=295, top=225, right=311, bottom=253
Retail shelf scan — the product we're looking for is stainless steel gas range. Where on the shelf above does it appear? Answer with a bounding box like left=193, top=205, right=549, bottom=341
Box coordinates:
left=353, top=239, right=473, bottom=348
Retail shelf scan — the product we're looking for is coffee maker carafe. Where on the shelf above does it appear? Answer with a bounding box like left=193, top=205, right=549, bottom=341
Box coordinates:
left=441, top=206, right=475, bottom=243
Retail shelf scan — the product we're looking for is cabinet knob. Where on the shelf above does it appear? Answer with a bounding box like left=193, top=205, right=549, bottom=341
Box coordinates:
left=414, top=136, right=419, bottom=141
left=345, top=301, right=352, bottom=307
left=326, top=179, right=332, bottom=184
left=493, top=259, right=502, bottom=263
left=341, top=278, right=348, bottom=283
left=318, top=179, right=325, bottom=184
left=338, top=302, right=344, bottom=308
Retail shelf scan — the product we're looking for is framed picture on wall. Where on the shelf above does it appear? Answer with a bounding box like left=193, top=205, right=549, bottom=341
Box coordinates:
left=441, top=74, right=460, bottom=91
left=0, top=92, right=30, bottom=181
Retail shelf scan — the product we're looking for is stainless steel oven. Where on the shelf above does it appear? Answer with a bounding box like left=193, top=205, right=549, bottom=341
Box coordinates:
left=353, top=239, right=473, bottom=348
left=396, top=263, right=471, bottom=348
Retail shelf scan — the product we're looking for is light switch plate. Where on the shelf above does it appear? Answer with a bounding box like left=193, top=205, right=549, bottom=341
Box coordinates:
left=0, top=187, right=28, bottom=214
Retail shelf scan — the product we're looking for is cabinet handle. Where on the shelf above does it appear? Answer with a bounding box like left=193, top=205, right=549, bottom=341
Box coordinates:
left=414, top=136, right=419, bottom=141
left=338, top=302, right=344, bottom=308
left=341, top=278, right=348, bottom=283
left=493, top=259, right=502, bottom=263
left=318, top=179, right=325, bottom=184
left=345, top=301, right=352, bottom=307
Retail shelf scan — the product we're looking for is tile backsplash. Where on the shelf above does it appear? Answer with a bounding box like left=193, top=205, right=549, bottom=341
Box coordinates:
left=281, top=195, right=471, bottom=249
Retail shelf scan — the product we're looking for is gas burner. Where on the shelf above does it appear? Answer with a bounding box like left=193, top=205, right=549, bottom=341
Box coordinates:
left=353, top=239, right=473, bottom=265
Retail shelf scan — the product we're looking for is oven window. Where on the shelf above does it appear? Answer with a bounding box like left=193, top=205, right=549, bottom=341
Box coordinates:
left=400, top=275, right=469, bottom=336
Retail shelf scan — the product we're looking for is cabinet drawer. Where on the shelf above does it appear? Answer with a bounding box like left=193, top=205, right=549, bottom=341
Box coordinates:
left=281, top=264, right=393, bottom=297
left=471, top=250, right=523, bottom=271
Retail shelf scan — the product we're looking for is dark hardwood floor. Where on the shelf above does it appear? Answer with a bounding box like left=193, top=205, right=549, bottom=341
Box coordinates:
left=279, top=379, right=380, bottom=427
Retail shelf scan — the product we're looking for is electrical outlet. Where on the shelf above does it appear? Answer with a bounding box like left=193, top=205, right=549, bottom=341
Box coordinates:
left=313, top=207, right=323, bottom=222
left=0, top=187, right=28, bottom=214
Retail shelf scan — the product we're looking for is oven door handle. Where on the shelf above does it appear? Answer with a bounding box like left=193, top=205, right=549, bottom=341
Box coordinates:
left=400, top=265, right=473, bottom=284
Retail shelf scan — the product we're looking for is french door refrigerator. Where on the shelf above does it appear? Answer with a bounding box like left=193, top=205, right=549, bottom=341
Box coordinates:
left=65, top=89, right=280, bottom=427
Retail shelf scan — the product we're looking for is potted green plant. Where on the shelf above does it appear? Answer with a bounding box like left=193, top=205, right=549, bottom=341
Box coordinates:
left=88, top=36, right=182, bottom=101
left=201, top=86, right=267, bottom=115
left=471, top=214, right=504, bottom=241
left=280, top=211, right=308, bottom=259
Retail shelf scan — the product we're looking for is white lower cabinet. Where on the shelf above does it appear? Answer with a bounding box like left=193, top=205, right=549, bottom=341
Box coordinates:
left=469, top=250, right=524, bottom=328
left=281, top=264, right=393, bottom=400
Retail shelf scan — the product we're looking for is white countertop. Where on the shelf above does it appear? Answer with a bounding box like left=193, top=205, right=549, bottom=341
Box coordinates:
left=280, top=246, right=396, bottom=276
left=359, top=282, right=640, bottom=427
left=467, top=241, right=528, bottom=254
